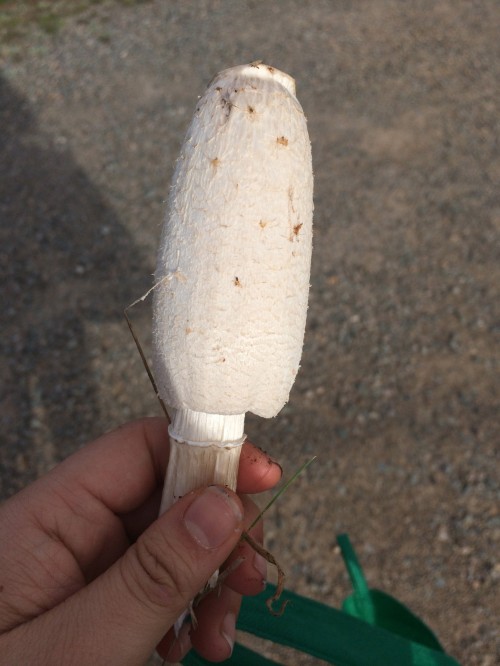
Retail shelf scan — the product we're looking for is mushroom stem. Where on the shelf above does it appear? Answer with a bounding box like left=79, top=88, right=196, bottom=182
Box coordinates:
left=159, top=409, right=245, bottom=514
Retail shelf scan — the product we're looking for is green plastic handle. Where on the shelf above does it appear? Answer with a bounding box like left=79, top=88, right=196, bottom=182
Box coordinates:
left=337, top=534, right=444, bottom=652
left=182, top=535, right=461, bottom=666
left=182, top=585, right=460, bottom=666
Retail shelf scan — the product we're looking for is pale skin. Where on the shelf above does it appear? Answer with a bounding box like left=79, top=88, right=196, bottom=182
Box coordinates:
left=0, top=417, right=282, bottom=664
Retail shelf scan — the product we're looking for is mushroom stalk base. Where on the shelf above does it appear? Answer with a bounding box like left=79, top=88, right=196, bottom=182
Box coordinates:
left=160, top=433, right=244, bottom=634
left=158, top=409, right=245, bottom=632
left=160, top=437, right=244, bottom=514
left=159, top=409, right=246, bottom=514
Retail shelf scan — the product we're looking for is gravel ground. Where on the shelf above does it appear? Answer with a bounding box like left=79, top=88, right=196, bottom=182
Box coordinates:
left=0, top=1, right=499, bottom=664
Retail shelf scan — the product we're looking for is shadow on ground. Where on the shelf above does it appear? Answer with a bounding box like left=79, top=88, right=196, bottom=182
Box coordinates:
left=0, top=74, right=151, bottom=495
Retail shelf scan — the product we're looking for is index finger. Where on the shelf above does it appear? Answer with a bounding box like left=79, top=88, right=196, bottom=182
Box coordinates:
left=46, top=418, right=282, bottom=515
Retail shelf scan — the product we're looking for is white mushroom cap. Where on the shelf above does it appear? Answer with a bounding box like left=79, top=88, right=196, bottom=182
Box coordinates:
left=153, top=63, right=313, bottom=419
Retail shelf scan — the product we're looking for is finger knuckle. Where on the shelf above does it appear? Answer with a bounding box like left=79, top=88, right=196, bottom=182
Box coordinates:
left=123, top=531, right=193, bottom=612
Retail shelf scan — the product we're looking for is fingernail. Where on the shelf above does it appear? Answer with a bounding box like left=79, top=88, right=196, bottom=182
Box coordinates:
left=221, top=612, right=236, bottom=657
left=184, top=486, right=243, bottom=549
left=263, top=455, right=283, bottom=480
left=273, top=460, right=283, bottom=478
left=253, top=552, right=267, bottom=587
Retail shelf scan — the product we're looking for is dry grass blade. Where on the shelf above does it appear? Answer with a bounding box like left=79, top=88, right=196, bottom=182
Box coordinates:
left=247, top=455, right=317, bottom=532
left=243, top=532, right=289, bottom=616
left=243, top=455, right=317, bottom=615
left=124, top=303, right=169, bottom=419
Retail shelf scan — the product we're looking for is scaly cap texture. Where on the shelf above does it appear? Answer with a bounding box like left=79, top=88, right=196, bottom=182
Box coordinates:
left=153, top=63, right=313, bottom=418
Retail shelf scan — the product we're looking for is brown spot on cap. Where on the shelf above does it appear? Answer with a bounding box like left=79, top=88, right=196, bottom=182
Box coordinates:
left=210, top=157, right=220, bottom=169
left=293, top=223, right=303, bottom=237
left=221, top=97, right=233, bottom=118
left=277, top=136, right=289, bottom=146
left=233, top=277, right=242, bottom=287
left=259, top=220, right=268, bottom=229
left=247, top=105, right=255, bottom=114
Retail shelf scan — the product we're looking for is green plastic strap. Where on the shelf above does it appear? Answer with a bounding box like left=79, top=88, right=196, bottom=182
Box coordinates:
left=337, top=533, right=375, bottom=624
left=337, top=533, right=371, bottom=599
left=236, top=586, right=460, bottom=666
left=181, top=534, right=461, bottom=666
left=337, top=534, right=444, bottom=653
left=182, top=585, right=460, bottom=666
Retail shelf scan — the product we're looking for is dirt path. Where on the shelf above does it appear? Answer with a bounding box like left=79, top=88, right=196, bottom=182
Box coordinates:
left=1, top=1, right=498, bottom=664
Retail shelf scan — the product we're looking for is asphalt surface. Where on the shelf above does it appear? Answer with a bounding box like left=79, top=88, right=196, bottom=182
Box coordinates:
left=0, top=1, right=499, bottom=664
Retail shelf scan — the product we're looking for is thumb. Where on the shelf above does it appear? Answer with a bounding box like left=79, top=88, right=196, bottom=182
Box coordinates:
left=25, top=486, right=243, bottom=666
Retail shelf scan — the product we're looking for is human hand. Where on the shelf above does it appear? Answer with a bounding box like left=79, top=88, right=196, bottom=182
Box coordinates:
left=0, top=418, right=282, bottom=665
